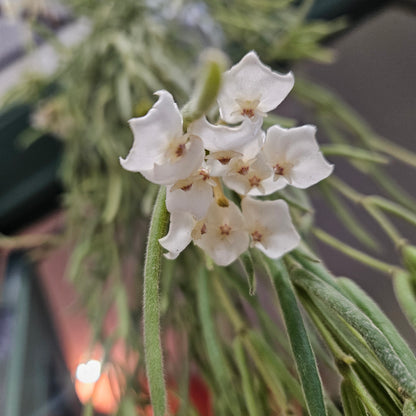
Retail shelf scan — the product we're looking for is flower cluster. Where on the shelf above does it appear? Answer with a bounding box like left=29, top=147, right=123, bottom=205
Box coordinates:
left=120, top=51, right=333, bottom=266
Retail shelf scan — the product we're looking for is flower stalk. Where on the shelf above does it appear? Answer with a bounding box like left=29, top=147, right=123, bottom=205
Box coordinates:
left=143, top=186, right=169, bottom=416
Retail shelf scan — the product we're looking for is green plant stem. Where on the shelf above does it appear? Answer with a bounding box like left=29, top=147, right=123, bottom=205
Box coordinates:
left=319, top=181, right=379, bottom=250
left=364, top=204, right=405, bottom=248
left=393, top=271, right=416, bottom=330
left=143, top=186, right=169, bottom=416
left=313, top=227, right=402, bottom=276
left=321, top=144, right=389, bottom=164
left=327, top=177, right=407, bottom=248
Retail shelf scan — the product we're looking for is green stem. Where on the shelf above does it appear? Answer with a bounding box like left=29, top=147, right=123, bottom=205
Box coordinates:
left=321, top=144, right=389, bottom=164
left=143, top=186, right=169, bottom=416
left=313, top=227, right=402, bottom=276
left=329, top=176, right=416, bottom=230
left=363, top=204, right=405, bottom=248
left=393, top=271, right=416, bottom=330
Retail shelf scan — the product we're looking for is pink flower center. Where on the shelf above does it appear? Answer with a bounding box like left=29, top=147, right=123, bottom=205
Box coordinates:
left=180, top=184, right=193, bottom=191
left=238, top=166, right=250, bottom=175
left=175, top=143, right=186, bottom=157
left=251, top=230, right=262, bottom=242
left=218, top=157, right=231, bottom=165
left=249, top=176, right=261, bottom=187
left=273, top=163, right=285, bottom=176
left=241, top=108, right=255, bottom=118
left=219, top=224, right=232, bottom=236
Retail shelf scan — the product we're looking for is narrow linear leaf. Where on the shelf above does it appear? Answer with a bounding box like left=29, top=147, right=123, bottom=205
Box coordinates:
left=321, top=144, right=389, bottom=164
left=291, top=268, right=416, bottom=401
left=196, top=267, right=240, bottom=413
left=239, top=251, right=256, bottom=295
left=341, top=380, right=368, bottom=416
left=116, top=72, right=132, bottom=120
left=319, top=182, right=380, bottom=251
left=263, top=257, right=327, bottom=416
left=247, top=330, right=305, bottom=406
left=233, top=337, right=262, bottom=416
left=299, top=290, right=396, bottom=390
left=338, top=277, right=416, bottom=377
left=143, top=186, right=169, bottom=416
left=290, top=248, right=338, bottom=288
left=342, top=366, right=385, bottom=416
left=354, top=362, right=402, bottom=416
left=403, top=399, right=416, bottom=416
left=102, top=172, right=122, bottom=223
left=393, top=271, right=416, bottom=330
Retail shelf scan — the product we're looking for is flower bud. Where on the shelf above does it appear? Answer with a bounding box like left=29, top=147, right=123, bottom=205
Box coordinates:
left=182, top=49, right=228, bottom=129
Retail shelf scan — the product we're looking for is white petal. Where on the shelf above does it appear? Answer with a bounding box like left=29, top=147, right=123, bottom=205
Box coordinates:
left=145, top=137, right=205, bottom=185
left=218, top=51, right=294, bottom=124
left=189, top=116, right=261, bottom=153
left=287, top=152, right=334, bottom=189
left=159, top=211, right=194, bottom=259
left=241, top=197, right=300, bottom=259
left=120, top=90, right=183, bottom=172
left=264, top=125, right=319, bottom=162
left=166, top=181, right=214, bottom=219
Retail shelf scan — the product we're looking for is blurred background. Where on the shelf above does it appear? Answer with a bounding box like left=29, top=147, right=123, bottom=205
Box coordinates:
left=0, top=0, right=415, bottom=415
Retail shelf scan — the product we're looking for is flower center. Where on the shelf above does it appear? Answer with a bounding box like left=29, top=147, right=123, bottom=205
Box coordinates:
left=238, top=166, right=250, bottom=175
left=251, top=230, right=262, bottom=242
left=241, top=108, right=255, bottom=118
left=273, top=163, right=285, bottom=176
left=175, top=143, right=186, bottom=157
left=218, top=157, right=231, bottom=165
left=180, top=184, right=193, bottom=191
left=272, top=161, right=293, bottom=180
left=249, top=175, right=261, bottom=188
left=219, top=224, right=232, bottom=236
left=235, top=98, right=260, bottom=119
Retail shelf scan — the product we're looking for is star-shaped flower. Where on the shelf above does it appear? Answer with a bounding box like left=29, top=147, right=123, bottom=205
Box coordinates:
left=120, top=90, right=205, bottom=185
left=260, top=124, right=333, bottom=190
left=241, top=197, right=300, bottom=258
left=166, top=166, right=216, bottom=219
left=217, top=51, right=294, bottom=124
left=195, top=201, right=249, bottom=266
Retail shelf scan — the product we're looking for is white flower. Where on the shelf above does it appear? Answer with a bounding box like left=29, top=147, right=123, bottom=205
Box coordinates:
left=241, top=197, right=300, bottom=258
left=262, top=125, right=333, bottom=189
left=166, top=167, right=216, bottom=219
left=195, top=201, right=249, bottom=266
left=120, top=90, right=205, bottom=185
left=222, top=152, right=273, bottom=195
left=218, top=51, right=294, bottom=124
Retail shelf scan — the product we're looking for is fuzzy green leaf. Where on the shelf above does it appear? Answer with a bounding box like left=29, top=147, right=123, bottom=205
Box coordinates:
left=263, top=257, right=327, bottom=416
left=291, top=268, right=416, bottom=401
